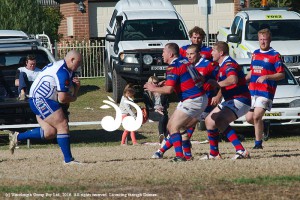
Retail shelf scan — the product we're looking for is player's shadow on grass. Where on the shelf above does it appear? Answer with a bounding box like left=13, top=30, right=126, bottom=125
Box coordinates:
left=77, top=85, right=100, bottom=97
left=0, top=129, right=147, bottom=146
left=70, top=129, right=147, bottom=144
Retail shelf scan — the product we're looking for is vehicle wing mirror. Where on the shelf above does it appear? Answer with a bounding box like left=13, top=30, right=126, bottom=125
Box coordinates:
left=227, top=34, right=241, bottom=43
left=106, top=34, right=116, bottom=42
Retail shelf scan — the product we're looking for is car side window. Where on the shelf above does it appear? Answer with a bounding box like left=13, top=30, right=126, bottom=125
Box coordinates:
left=231, top=16, right=241, bottom=34
left=236, top=19, right=244, bottom=39
left=109, top=9, right=118, bottom=28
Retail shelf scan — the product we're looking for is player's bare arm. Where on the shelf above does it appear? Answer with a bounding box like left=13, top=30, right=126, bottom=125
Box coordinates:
left=144, top=82, right=173, bottom=94
left=245, top=70, right=251, bottom=82
left=58, top=91, right=78, bottom=103
left=211, top=90, right=222, bottom=106
left=256, top=72, right=285, bottom=83
left=218, top=75, right=238, bottom=87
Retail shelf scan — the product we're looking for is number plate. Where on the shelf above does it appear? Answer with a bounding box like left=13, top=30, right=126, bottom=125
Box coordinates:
left=289, top=67, right=298, bottom=72
left=151, top=66, right=167, bottom=70
left=264, top=112, right=281, bottom=116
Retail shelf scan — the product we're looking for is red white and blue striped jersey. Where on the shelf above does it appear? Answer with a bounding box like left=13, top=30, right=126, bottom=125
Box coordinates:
left=180, top=44, right=213, bottom=60
left=249, top=48, right=284, bottom=100
left=195, top=58, right=219, bottom=112
left=218, top=57, right=251, bottom=105
left=165, top=58, right=206, bottom=101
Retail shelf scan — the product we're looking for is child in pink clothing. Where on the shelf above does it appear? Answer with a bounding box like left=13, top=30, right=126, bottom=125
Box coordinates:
left=119, top=84, right=138, bottom=145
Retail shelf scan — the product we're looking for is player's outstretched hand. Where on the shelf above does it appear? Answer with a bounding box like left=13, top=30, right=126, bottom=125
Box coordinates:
left=144, top=82, right=156, bottom=92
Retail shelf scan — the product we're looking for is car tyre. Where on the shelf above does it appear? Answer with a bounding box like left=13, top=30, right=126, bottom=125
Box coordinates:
left=104, top=58, right=112, bottom=92
left=112, top=69, right=127, bottom=103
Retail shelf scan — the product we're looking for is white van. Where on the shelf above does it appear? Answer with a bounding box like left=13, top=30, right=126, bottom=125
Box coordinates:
left=104, top=0, right=190, bottom=102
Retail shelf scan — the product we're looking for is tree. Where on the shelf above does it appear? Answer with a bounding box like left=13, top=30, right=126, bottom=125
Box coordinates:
left=0, top=0, right=63, bottom=42
left=250, top=0, right=291, bottom=7
left=250, top=0, right=300, bottom=12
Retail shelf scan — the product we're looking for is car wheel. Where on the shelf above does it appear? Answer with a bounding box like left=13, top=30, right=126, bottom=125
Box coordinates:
left=104, top=58, right=112, bottom=92
left=112, top=69, right=127, bottom=103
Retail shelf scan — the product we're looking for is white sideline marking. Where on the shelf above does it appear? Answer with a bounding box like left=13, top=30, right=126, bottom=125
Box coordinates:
left=0, top=121, right=102, bottom=130
left=1, top=116, right=300, bottom=130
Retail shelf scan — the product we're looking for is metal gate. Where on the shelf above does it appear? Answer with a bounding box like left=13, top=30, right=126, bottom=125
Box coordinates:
left=54, top=39, right=105, bottom=78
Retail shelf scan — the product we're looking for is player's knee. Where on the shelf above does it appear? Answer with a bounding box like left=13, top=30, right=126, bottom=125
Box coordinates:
left=55, top=118, right=69, bottom=133
left=205, top=116, right=214, bottom=129
left=253, top=115, right=262, bottom=123
left=44, top=127, right=57, bottom=139
left=245, top=115, right=254, bottom=124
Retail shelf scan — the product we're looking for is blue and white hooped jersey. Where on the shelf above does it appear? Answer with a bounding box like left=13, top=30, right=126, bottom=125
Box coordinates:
left=29, top=60, right=73, bottom=102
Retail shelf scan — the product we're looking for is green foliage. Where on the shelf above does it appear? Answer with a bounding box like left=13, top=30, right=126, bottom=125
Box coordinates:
left=42, top=7, right=64, bottom=42
left=250, top=0, right=300, bottom=11
left=0, top=0, right=63, bottom=42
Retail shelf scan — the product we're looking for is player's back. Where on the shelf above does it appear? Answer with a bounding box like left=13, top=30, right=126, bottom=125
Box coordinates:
left=29, top=60, right=71, bottom=101
left=218, top=57, right=250, bottom=102
left=166, top=58, right=205, bottom=101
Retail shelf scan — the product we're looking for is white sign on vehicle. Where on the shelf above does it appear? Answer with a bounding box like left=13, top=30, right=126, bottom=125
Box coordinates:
left=151, top=66, right=167, bottom=70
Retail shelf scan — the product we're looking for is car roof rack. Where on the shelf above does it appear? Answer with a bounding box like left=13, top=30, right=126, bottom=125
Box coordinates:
left=0, top=39, right=41, bottom=46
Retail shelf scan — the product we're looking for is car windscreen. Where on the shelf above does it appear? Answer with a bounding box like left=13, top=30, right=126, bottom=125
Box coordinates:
left=120, top=19, right=188, bottom=41
left=246, top=20, right=300, bottom=41
left=242, top=64, right=297, bottom=85
left=0, top=51, right=51, bottom=69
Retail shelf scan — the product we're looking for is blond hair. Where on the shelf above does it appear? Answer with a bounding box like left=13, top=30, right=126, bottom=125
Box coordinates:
left=258, top=28, right=272, bottom=38
left=146, top=76, right=159, bottom=99
left=148, top=76, right=159, bottom=83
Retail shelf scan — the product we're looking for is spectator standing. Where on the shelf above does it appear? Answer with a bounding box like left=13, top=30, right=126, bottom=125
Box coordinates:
left=120, top=84, right=138, bottom=145
left=245, top=28, right=285, bottom=149
left=202, top=41, right=251, bottom=160
left=15, top=55, right=41, bottom=100
left=9, top=50, right=82, bottom=165
left=143, top=76, right=169, bottom=144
